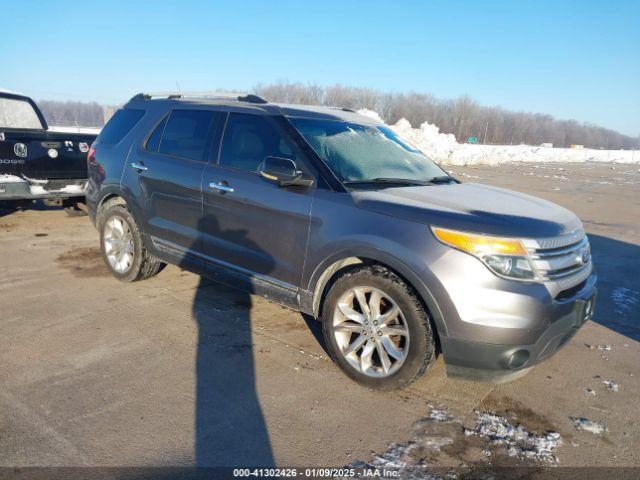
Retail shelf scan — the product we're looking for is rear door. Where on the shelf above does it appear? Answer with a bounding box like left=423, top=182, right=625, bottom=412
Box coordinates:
left=122, top=108, right=225, bottom=253
left=201, top=112, right=315, bottom=288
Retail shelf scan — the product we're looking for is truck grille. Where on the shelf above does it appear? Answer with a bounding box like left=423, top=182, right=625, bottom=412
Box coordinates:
left=523, top=230, right=592, bottom=283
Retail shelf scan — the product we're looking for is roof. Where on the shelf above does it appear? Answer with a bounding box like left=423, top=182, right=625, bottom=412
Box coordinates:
left=124, top=91, right=381, bottom=125
left=273, top=103, right=381, bottom=125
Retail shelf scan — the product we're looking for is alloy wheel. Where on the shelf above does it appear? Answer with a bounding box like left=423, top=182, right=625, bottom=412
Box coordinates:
left=332, top=286, right=410, bottom=377
left=103, top=216, right=135, bottom=274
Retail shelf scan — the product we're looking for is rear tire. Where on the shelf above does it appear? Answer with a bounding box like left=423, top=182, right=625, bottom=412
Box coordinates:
left=99, top=205, right=165, bottom=282
left=63, top=198, right=88, bottom=217
left=321, top=265, right=436, bottom=390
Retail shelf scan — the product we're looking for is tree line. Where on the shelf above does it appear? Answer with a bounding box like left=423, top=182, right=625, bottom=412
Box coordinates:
left=254, top=82, right=638, bottom=150
left=38, top=100, right=108, bottom=128
left=36, top=84, right=638, bottom=149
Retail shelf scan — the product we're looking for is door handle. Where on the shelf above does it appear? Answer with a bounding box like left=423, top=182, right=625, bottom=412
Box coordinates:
left=130, top=162, right=148, bottom=172
left=209, top=182, right=234, bottom=193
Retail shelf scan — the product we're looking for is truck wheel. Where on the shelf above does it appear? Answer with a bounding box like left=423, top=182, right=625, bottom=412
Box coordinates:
left=63, top=199, right=88, bottom=217
left=99, top=205, right=165, bottom=282
left=321, top=265, right=436, bottom=390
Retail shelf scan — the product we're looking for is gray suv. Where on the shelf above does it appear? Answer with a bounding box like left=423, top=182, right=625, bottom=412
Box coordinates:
left=87, top=92, right=597, bottom=390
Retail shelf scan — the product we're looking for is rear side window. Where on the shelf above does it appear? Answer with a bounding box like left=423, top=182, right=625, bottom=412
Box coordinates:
left=158, top=110, right=216, bottom=161
left=99, top=109, right=144, bottom=145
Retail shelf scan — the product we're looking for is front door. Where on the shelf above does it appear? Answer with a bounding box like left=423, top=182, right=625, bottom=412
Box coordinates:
left=201, top=112, right=315, bottom=289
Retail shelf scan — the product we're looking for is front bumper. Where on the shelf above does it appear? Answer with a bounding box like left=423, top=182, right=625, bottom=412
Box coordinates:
left=440, top=272, right=597, bottom=382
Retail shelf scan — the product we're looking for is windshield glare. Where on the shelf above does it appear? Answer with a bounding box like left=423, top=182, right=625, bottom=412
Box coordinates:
left=291, top=118, right=445, bottom=184
left=0, top=98, right=43, bottom=129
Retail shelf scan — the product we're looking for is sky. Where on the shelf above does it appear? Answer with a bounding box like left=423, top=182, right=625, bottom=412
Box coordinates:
left=1, top=0, right=638, bottom=136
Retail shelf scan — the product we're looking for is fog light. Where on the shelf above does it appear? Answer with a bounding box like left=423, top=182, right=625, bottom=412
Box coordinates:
left=585, top=299, right=595, bottom=318
left=508, top=349, right=530, bottom=369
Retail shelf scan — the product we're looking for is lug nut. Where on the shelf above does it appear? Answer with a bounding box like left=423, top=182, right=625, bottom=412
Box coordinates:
left=378, top=331, right=382, bottom=336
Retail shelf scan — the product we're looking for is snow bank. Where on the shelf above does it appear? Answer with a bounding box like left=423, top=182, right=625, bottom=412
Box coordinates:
left=49, top=125, right=102, bottom=135
left=357, top=109, right=640, bottom=166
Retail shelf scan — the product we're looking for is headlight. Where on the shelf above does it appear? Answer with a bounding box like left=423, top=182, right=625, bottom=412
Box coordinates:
left=431, top=227, right=536, bottom=280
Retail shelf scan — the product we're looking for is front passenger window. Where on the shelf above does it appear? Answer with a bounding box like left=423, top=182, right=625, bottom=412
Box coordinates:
left=219, top=113, right=297, bottom=173
left=158, top=110, right=215, bottom=161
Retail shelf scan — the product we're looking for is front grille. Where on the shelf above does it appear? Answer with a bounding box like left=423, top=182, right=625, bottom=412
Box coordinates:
left=523, top=230, right=592, bottom=283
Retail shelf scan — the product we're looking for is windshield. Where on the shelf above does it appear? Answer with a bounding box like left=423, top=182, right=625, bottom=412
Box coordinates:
left=0, top=97, right=44, bottom=129
left=290, top=118, right=446, bottom=184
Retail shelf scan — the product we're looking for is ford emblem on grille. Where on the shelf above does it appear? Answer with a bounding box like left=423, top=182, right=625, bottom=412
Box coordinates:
left=577, top=248, right=591, bottom=265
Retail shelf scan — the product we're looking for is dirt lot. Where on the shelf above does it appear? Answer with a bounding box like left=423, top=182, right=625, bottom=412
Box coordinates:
left=1, top=162, right=639, bottom=476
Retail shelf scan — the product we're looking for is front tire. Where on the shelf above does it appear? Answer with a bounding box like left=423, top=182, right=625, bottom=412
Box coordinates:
left=99, top=205, right=165, bottom=282
left=321, top=265, right=436, bottom=390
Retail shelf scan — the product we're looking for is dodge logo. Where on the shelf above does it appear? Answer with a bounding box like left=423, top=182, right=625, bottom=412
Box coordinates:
left=14, top=143, right=27, bottom=158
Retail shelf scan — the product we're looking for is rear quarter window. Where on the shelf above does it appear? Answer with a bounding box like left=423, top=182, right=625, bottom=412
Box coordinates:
left=145, top=116, right=168, bottom=152
left=0, top=97, right=44, bottom=129
left=98, top=109, right=145, bottom=145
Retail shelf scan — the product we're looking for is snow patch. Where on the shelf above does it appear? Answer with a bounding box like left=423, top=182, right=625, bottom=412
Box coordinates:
left=356, top=108, right=384, bottom=123
left=570, top=417, right=605, bottom=435
left=351, top=406, right=564, bottom=477
left=0, top=174, right=25, bottom=184
left=464, top=412, right=562, bottom=463
left=429, top=409, right=450, bottom=422
left=28, top=185, right=48, bottom=196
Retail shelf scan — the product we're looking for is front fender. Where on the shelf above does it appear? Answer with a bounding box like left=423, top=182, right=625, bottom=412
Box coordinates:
left=305, top=245, right=449, bottom=338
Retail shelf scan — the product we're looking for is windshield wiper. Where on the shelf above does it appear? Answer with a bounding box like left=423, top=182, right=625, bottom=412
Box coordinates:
left=343, top=177, right=431, bottom=187
left=343, top=176, right=459, bottom=188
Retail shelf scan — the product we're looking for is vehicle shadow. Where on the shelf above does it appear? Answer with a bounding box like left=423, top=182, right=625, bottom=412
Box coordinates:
left=0, top=199, right=63, bottom=218
left=0, top=199, right=29, bottom=218
left=180, top=216, right=275, bottom=468
left=588, top=234, right=640, bottom=341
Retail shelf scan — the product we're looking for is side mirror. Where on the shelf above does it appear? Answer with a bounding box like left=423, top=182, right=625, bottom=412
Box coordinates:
left=258, top=156, right=314, bottom=188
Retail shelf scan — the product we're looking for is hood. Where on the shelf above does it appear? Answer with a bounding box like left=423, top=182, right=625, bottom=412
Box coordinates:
left=351, top=182, right=582, bottom=238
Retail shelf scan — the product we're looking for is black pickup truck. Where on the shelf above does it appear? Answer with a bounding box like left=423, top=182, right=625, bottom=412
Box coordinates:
left=0, top=90, right=99, bottom=214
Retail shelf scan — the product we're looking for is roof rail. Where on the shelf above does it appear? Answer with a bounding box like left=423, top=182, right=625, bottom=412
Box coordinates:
left=127, top=91, right=268, bottom=104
